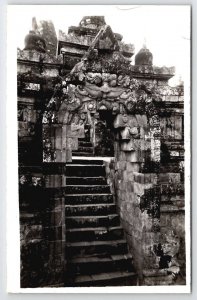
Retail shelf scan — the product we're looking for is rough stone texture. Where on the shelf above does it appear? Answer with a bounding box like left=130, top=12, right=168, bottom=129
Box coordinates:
left=18, top=15, right=185, bottom=287
left=19, top=166, right=66, bottom=287
left=107, top=87, right=185, bottom=285
left=37, top=19, right=57, bottom=56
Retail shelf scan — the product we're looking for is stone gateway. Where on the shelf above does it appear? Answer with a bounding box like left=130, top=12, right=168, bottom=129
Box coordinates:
left=18, top=16, right=185, bottom=287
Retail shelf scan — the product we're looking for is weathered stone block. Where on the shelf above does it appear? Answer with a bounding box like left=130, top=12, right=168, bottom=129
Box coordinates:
left=126, top=182, right=134, bottom=193
left=20, top=224, right=43, bottom=242
left=126, top=151, right=138, bottom=162
left=117, top=161, right=126, bottom=170
left=133, top=182, right=145, bottom=195
left=55, top=137, right=62, bottom=150
left=121, top=140, right=136, bottom=152
left=18, top=121, right=28, bottom=130
left=135, top=114, right=148, bottom=129
left=42, top=67, right=59, bottom=77
left=43, top=226, right=63, bottom=241
left=54, top=150, right=62, bottom=162
left=165, top=95, right=179, bottom=102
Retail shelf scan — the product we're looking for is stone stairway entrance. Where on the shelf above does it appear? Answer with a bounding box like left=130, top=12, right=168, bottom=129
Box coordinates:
left=73, top=124, right=94, bottom=157
left=64, top=158, right=137, bottom=287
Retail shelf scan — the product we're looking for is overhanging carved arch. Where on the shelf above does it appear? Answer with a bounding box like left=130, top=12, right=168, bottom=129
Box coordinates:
left=42, top=23, right=163, bottom=162
left=42, top=62, right=162, bottom=162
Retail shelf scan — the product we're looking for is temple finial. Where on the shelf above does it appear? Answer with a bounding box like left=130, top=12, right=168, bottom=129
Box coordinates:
left=143, top=37, right=147, bottom=49
left=32, top=17, right=38, bottom=32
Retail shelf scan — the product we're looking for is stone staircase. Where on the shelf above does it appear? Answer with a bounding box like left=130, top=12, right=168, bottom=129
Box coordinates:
left=72, top=124, right=94, bottom=157
left=64, top=158, right=137, bottom=287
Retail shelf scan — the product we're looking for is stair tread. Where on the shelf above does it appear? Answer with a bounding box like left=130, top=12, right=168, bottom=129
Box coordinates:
left=68, top=159, right=104, bottom=164
left=66, top=226, right=122, bottom=233
left=65, top=185, right=109, bottom=187
left=72, top=151, right=94, bottom=156
left=65, top=193, right=112, bottom=196
left=76, top=147, right=93, bottom=150
left=79, top=143, right=92, bottom=146
left=66, top=239, right=127, bottom=247
left=70, top=253, right=133, bottom=264
left=66, top=214, right=118, bottom=220
left=77, top=146, right=93, bottom=148
left=74, top=271, right=136, bottom=283
left=64, top=158, right=137, bottom=285
left=66, top=176, right=105, bottom=179
left=65, top=203, right=116, bottom=207
left=67, top=164, right=104, bottom=167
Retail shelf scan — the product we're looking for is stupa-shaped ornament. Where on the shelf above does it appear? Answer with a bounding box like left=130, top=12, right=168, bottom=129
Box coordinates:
left=135, top=42, right=153, bottom=66
left=24, top=17, right=46, bottom=53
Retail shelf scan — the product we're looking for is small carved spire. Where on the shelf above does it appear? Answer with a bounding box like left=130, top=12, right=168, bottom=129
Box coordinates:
left=135, top=41, right=153, bottom=66
left=143, top=37, right=147, bottom=49
left=32, top=17, right=38, bottom=32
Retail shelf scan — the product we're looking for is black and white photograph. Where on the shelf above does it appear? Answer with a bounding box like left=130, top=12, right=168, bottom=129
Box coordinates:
left=6, top=4, right=191, bottom=292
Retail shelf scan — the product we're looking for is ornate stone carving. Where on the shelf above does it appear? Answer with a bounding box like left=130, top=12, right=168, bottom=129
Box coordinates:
left=42, top=27, right=178, bottom=162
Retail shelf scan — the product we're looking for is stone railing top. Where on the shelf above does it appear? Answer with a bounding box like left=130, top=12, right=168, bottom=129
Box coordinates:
left=153, top=66, right=175, bottom=75
left=131, top=65, right=175, bottom=75
left=58, top=30, right=134, bottom=57
left=118, top=41, right=135, bottom=57
left=17, top=48, right=63, bottom=64
left=58, top=30, right=94, bottom=46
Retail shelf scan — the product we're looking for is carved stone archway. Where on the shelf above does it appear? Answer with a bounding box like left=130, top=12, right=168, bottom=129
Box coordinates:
left=41, top=22, right=185, bottom=284
left=42, top=57, right=162, bottom=162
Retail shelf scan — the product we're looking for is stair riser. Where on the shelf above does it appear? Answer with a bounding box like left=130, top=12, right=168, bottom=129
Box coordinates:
left=66, top=228, right=124, bottom=242
left=63, top=159, right=138, bottom=286
left=68, top=258, right=135, bottom=276
left=66, top=243, right=128, bottom=258
left=72, top=152, right=94, bottom=157
left=76, top=147, right=93, bottom=153
left=66, top=216, right=120, bottom=228
left=66, top=274, right=138, bottom=287
left=65, top=204, right=117, bottom=216
left=67, top=160, right=103, bottom=165
left=65, top=194, right=113, bottom=205
left=78, top=136, right=90, bottom=142
left=65, top=185, right=110, bottom=194
left=66, top=166, right=105, bottom=177
left=78, top=141, right=92, bottom=147
left=66, top=177, right=107, bottom=185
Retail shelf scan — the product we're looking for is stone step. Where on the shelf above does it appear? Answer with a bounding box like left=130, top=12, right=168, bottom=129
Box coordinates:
left=66, top=176, right=107, bottom=185
left=66, top=164, right=105, bottom=177
left=66, top=240, right=128, bottom=258
left=72, top=152, right=95, bottom=157
left=64, top=185, right=111, bottom=194
left=66, top=271, right=137, bottom=287
left=67, top=254, right=134, bottom=276
left=160, top=203, right=185, bottom=213
left=78, top=134, right=90, bottom=140
left=79, top=141, right=92, bottom=147
left=42, top=162, right=66, bottom=174
left=67, top=159, right=103, bottom=165
left=65, top=203, right=117, bottom=216
left=66, top=226, right=124, bottom=242
left=66, top=214, right=120, bottom=228
left=78, top=139, right=90, bottom=144
left=65, top=193, right=113, bottom=205
left=76, top=146, right=94, bottom=153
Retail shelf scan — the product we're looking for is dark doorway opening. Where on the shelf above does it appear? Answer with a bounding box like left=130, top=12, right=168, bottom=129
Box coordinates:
left=94, top=110, right=115, bottom=157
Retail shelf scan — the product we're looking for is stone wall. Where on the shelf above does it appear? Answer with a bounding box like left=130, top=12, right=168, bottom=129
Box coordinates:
left=19, top=164, right=66, bottom=287
left=109, top=88, right=185, bottom=285
left=18, top=48, right=68, bottom=287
